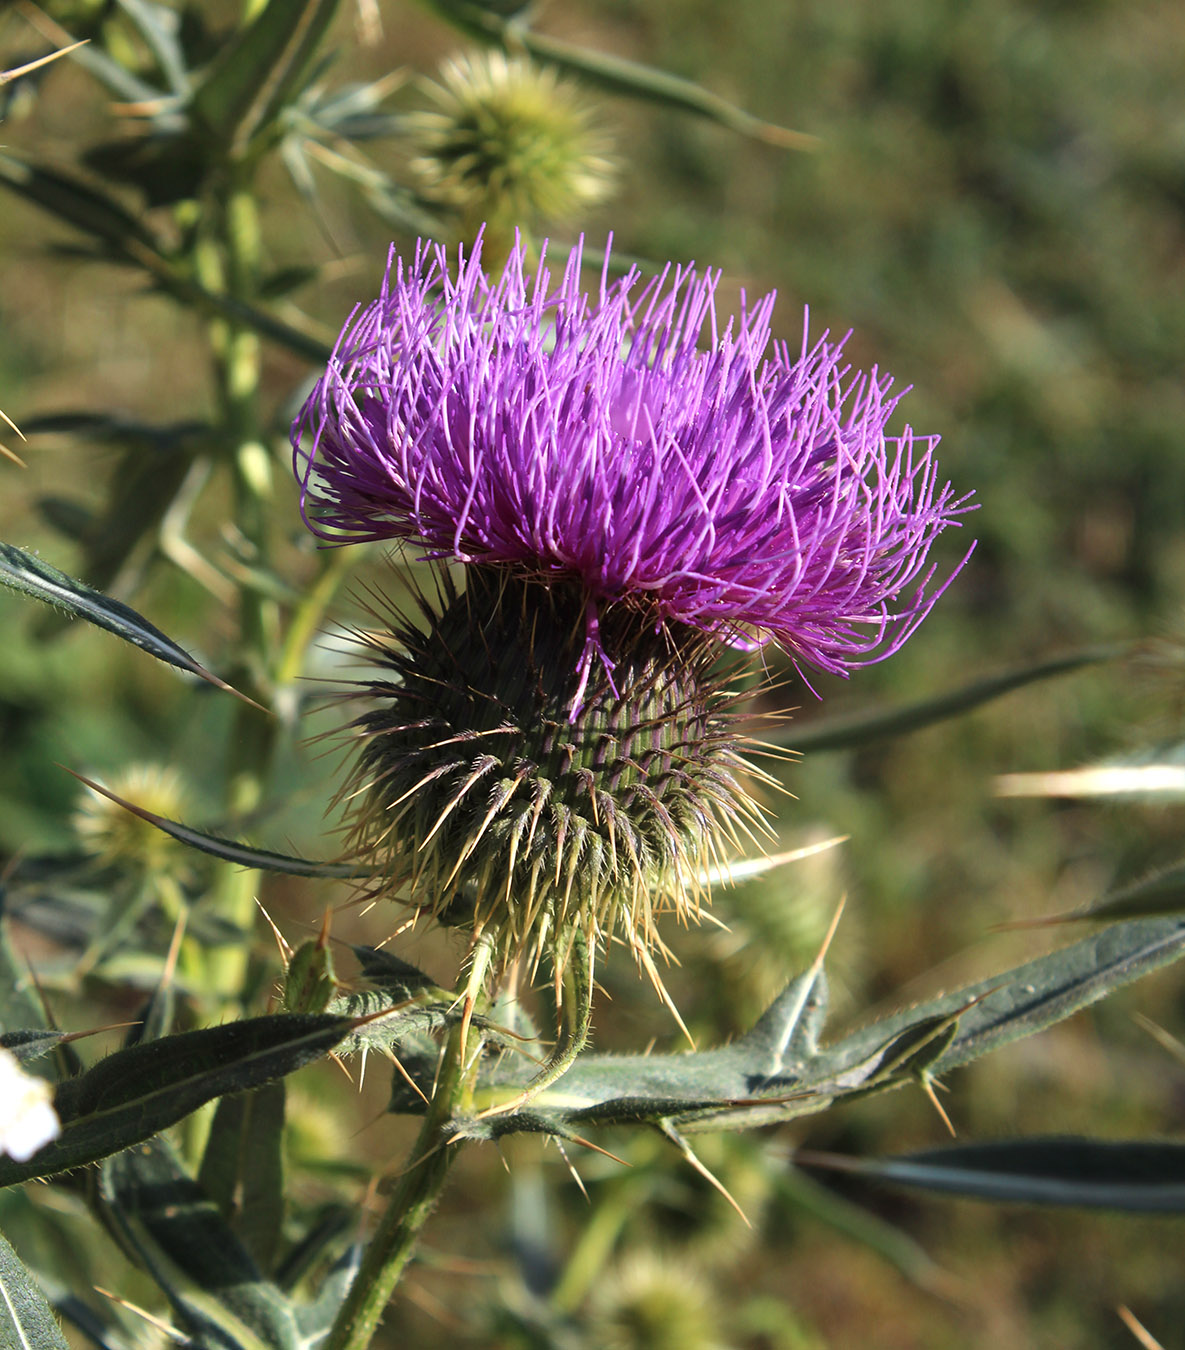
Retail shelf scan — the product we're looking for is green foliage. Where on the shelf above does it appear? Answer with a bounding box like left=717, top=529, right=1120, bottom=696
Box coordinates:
left=0, top=1230, right=69, bottom=1350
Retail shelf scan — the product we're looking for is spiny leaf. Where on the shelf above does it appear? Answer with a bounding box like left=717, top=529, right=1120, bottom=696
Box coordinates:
left=421, top=0, right=815, bottom=148
left=198, top=1084, right=287, bottom=1273
left=0, top=1231, right=69, bottom=1350
left=781, top=645, right=1123, bottom=753
left=460, top=915, right=1185, bottom=1139
left=0, top=545, right=252, bottom=703
left=0, top=152, right=163, bottom=255
left=798, top=1138, right=1185, bottom=1212
left=190, top=0, right=343, bottom=154
left=0, top=1013, right=353, bottom=1187
left=100, top=1136, right=299, bottom=1350
left=61, top=773, right=362, bottom=878
left=998, top=857, right=1185, bottom=927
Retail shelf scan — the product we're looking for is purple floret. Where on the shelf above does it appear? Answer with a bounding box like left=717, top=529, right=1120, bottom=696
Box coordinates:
left=292, top=235, right=973, bottom=679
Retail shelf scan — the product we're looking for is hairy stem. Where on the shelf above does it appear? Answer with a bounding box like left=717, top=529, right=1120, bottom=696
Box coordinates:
left=325, top=936, right=494, bottom=1350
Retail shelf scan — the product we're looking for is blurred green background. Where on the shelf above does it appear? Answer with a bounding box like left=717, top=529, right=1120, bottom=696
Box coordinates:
left=3, top=1, right=1185, bottom=1346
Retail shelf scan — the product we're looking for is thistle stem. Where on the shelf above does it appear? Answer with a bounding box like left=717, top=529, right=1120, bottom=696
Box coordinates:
left=325, top=936, right=494, bottom=1350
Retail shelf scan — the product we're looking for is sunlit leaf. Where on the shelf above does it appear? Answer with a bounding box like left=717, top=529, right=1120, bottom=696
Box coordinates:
left=0, top=1013, right=354, bottom=1187
left=190, top=0, right=343, bottom=154
left=0, top=545, right=251, bottom=703
left=781, top=646, right=1123, bottom=753
left=0, top=1231, right=69, bottom=1350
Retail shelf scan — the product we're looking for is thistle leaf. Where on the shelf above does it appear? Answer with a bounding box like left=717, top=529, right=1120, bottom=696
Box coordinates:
left=0, top=153, right=162, bottom=256
left=456, top=915, right=1185, bottom=1140
left=100, top=1136, right=300, bottom=1350
left=0, top=545, right=247, bottom=701
left=197, top=1084, right=287, bottom=1273
left=781, top=645, right=1123, bottom=753
left=825, top=915, right=1185, bottom=1080
left=0, top=1013, right=353, bottom=1187
left=190, top=0, right=343, bottom=154
left=0, top=1231, right=69, bottom=1350
left=799, top=1138, right=1185, bottom=1212
left=421, top=0, right=815, bottom=148
left=57, top=775, right=362, bottom=879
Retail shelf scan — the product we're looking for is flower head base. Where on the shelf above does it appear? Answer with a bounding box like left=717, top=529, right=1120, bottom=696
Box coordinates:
left=293, top=235, right=972, bottom=697
left=339, top=567, right=762, bottom=977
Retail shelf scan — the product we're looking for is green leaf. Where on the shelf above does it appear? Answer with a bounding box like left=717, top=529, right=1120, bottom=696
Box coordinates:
left=458, top=916, right=1185, bottom=1140
left=825, top=916, right=1185, bottom=1081
left=781, top=645, right=1123, bottom=753
left=0, top=1230, right=69, bottom=1350
left=0, top=152, right=162, bottom=256
left=799, top=1138, right=1185, bottom=1212
left=115, top=0, right=190, bottom=96
left=0, top=1013, right=354, bottom=1187
left=0, top=916, right=46, bottom=1034
left=0, top=544, right=249, bottom=701
left=190, top=0, right=343, bottom=155
left=100, top=1136, right=299, bottom=1350
left=198, top=1084, right=287, bottom=1273
left=422, top=0, right=815, bottom=148
left=0, top=1030, right=63, bottom=1063
left=61, top=775, right=361, bottom=879
left=1002, top=856, right=1185, bottom=927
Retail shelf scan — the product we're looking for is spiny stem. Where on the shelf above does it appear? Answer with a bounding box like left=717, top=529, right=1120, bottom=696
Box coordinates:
left=477, top=924, right=594, bottom=1119
left=325, top=935, right=494, bottom=1350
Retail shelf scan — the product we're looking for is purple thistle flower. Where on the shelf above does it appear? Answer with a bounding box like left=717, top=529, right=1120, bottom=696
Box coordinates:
left=292, top=235, right=973, bottom=688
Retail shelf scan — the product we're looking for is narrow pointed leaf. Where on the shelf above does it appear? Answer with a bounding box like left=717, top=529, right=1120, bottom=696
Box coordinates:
left=422, top=0, right=814, bottom=148
left=64, top=774, right=361, bottom=878
left=0, top=152, right=162, bottom=254
left=190, top=0, right=342, bottom=152
left=1001, top=857, right=1185, bottom=927
left=800, top=1138, right=1185, bottom=1212
left=0, top=1013, right=353, bottom=1187
left=824, top=916, right=1185, bottom=1080
left=0, top=1030, right=64, bottom=1063
left=198, top=1084, right=287, bottom=1272
left=116, top=0, right=190, bottom=96
left=0, top=544, right=248, bottom=700
left=0, top=1231, right=69, bottom=1350
left=782, top=646, right=1123, bottom=753
left=101, top=1136, right=299, bottom=1350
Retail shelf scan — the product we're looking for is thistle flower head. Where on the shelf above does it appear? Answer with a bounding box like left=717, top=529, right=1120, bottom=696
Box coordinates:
left=294, top=235, right=972, bottom=693
left=409, top=50, right=615, bottom=244
left=292, top=236, right=972, bottom=978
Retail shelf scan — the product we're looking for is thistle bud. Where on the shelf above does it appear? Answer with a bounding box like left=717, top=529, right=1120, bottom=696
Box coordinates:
left=408, top=50, right=615, bottom=252
left=73, top=763, right=193, bottom=881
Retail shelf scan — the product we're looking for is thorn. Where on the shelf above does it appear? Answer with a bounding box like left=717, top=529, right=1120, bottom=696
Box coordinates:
left=1131, top=1011, right=1185, bottom=1067
left=256, top=898, right=293, bottom=964
left=553, top=1137, right=590, bottom=1201
left=161, top=907, right=187, bottom=985
left=919, top=1074, right=956, bottom=1138
left=92, top=1286, right=186, bottom=1340
left=660, top=1121, right=751, bottom=1228
left=383, top=1045, right=430, bottom=1105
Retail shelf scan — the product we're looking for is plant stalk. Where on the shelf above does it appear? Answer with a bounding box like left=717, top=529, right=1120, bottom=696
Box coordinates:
left=325, top=937, right=493, bottom=1350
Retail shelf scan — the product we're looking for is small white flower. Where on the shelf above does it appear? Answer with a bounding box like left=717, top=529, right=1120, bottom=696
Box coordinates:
left=0, top=1047, right=60, bottom=1162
